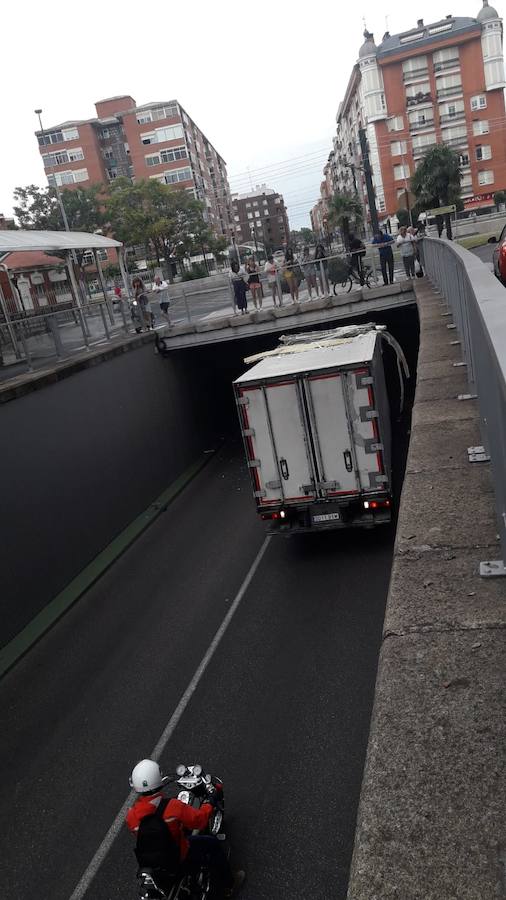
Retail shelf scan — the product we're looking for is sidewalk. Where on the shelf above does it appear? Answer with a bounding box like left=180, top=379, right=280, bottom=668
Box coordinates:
left=347, top=278, right=506, bottom=900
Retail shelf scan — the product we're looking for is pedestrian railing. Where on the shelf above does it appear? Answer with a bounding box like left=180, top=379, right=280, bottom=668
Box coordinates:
left=420, top=237, right=506, bottom=575
left=0, top=248, right=408, bottom=379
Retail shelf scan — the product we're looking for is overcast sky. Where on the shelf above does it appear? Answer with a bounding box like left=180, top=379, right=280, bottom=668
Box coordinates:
left=0, top=0, right=488, bottom=229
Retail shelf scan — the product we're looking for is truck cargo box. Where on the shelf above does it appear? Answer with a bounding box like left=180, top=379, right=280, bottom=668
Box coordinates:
left=234, top=326, right=407, bottom=533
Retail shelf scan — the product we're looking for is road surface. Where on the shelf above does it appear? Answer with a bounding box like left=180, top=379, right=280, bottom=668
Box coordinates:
left=0, top=440, right=399, bottom=900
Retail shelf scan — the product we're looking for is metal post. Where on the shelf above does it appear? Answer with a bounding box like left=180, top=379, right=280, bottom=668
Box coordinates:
left=94, top=250, right=114, bottom=326
left=18, top=323, right=33, bottom=372
left=319, top=260, right=327, bottom=296
left=181, top=286, right=192, bottom=324
left=47, top=311, right=65, bottom=359
left=99, top=302, right=111, bottom=340
left=66, top=254, right=90, bottom=346
left=228, top=276, right=237, bottom=315
left=276, top=270, right=284, bottom=306
left=0, top=273, right=21, bottom=359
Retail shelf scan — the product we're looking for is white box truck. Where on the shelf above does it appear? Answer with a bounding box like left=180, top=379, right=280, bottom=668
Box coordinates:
left=234, top=325, right=408, bottom=533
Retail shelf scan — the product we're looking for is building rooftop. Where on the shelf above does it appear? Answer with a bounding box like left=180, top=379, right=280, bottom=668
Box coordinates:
left=477, top=0, right=499, bottom=21
left=377, top=16, right=480, bottom=58
left=232, top=186, right=278, bottom=201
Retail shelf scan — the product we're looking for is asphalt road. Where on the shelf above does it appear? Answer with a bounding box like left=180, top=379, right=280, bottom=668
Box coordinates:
left=0, top=441, right=396, bottom=900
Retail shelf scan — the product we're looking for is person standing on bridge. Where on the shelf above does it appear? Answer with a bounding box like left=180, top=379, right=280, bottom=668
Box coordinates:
left=372, top=228, right=395, bottom=285
left=231, top=261, right=249, bottom=314
left=152, top=274, right=171, bottom=324
left=396, top=226, right=416, bottom=279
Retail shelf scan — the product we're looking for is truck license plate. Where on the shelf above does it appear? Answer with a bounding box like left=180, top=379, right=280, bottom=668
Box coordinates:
left=312, top=512, right=341, bottom=523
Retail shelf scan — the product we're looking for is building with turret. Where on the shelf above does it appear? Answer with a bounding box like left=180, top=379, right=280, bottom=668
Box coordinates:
left=319, top=2, right=506, bottom=226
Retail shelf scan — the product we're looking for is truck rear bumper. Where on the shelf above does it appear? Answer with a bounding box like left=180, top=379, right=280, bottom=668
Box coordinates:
left=260, top=498, right=392, bottom=534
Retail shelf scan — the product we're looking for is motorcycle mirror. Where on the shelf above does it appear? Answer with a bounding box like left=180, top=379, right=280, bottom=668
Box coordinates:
left=193, top=764, right=202, bottom=777
left=176, top=764, right=186, bottom=777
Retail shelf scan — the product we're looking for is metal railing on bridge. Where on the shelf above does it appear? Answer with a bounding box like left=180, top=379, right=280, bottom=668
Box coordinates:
left=421, top=237, right=506, bottom=576
left=0, top=248, right=409, bottom=380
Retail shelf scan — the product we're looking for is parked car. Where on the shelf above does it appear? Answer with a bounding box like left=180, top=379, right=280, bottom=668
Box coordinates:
left=488, top=227, right=506, bottom=284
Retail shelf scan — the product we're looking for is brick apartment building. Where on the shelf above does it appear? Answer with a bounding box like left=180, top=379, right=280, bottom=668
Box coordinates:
left=35, top=96, right=232, bottom=239
left=0, top=213, right=15, bottom=229
left=231, top=186, right=290, bottom=253
left=313, top=1, right=506, bottom=226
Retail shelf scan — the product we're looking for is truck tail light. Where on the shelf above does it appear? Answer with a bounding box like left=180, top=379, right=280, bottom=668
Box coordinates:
left=260, top=509, right=287, bottom=521
left=363, top=499, right=391, bottom=510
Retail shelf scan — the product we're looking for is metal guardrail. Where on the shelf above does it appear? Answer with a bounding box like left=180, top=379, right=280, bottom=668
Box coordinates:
left=420, top=237, right=506, bottom=576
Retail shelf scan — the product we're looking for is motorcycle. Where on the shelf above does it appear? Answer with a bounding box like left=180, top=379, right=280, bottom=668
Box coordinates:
left=137, top=764, right=226, bottom=900
left=131, top=299, right=155, bottom=333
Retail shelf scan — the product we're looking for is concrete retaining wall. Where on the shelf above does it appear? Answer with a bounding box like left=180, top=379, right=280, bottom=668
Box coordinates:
left=346, top=279, right=505, bottom=899
left=0, top=342, right=224, bottom=648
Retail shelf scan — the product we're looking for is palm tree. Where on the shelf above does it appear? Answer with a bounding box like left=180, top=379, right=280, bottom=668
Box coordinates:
left=410, top=145, right=462, bottom=239
left=328, top=192, right=364, bottom=250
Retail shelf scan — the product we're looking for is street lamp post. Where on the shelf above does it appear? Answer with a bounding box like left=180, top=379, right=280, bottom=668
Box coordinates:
left=35, top=109, right=71, bottom=233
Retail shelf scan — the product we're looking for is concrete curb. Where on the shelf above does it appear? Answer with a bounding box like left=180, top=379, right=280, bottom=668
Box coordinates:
left=346, top=278, right=506, bottom=900
left=0, top=450, right=218, bottom=679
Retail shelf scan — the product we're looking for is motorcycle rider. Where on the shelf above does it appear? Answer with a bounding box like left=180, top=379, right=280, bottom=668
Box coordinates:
left=126, top=759, right=245, bottom=897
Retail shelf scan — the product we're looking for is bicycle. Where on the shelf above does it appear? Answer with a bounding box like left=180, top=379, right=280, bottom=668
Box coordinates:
left=333, top=257, right=373, bottom=294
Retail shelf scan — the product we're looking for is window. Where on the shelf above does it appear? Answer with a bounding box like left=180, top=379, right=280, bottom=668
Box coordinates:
left=234, top=215, right=240, bottom=222
left=387, top=116, right=404, bottom=132
left=253, top=201, right=259, bottom=206
left=473, top=119, right=490, bottom=135
left=436, top=74, right=462, bottom=96
left=37, top=129, right=64, bottom=146
left=476, top=145, right=492, bottom=161
left=160, top=146, right=187, bottom=163
left=162, top=166, right=192, bottom=184
left=471, top=95, right=487, bottom=110
left=246, top=202, right=251, bottom=208
left=394, top=163, right=410, bottom=180
left=461, top=174, right=473, bottom=188
left=439, top=99, right=464, bottom=121
left=254, top=210, right=260, bottom=217
left=412, top=131, right=436, bottom=151
left=433, top=46, right=459, bottom=69
left=103, top=148, right=114, bottom=160
left=247, top=211, right=253, bottom=219
left=397, top=187, right=408, bottom=199
left=478, top=170, right=494, bottom=185
left=391, top=140, right=408, bottom=156
left=101, top=128, right=110, bottom=138
left=459, top=151, right=470, bottom=167
left=47, top=168, right=89, bottom=187
left=428, top=22, right=452, bottom=35
left=154, top=124, right=184, bottom=143
left=408, top=108, right=433, bottom=127
left=441, top=124, right=467, bottom=145
left=137, top=112, right=153, bottom=125
left=152, top=104, right=178, bottom=121
left=140, top=124, right=184, bottom=145
left=402, top=56, right=428, bottom=77
left=263, top=199, right=268, bottom=206
left=400, top=31, right=424, bottom=44
left=145, top=154, right=161, bottom=166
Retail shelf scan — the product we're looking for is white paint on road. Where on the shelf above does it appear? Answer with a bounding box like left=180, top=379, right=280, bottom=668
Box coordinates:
left=68, top=534, right=271, bottom=900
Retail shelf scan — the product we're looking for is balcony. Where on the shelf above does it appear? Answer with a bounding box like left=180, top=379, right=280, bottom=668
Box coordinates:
left=413, top=141, right=437, bottom=157
left=433, top=59, right=460, bottom=72
left=436, top=85, right=463, bottom=98
left=439, top=111, right=465, bottom=124
left=409, top=117, right=435, bottom=131
left=403, top=66, right=429, bottom=81
left=444, top=135, right=468, bottom=147
left=406, top=91, right=432, bottom=107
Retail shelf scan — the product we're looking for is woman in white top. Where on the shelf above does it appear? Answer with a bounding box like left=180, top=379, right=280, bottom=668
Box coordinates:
left=152, top=275, right=171, bottom=323
left=263, top=255, right=282, bottom=307
left=396, top=227, right=416, bottom=278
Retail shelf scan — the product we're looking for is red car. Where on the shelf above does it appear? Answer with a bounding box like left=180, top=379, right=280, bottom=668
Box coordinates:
left=490, top=226, right=506, bottom=284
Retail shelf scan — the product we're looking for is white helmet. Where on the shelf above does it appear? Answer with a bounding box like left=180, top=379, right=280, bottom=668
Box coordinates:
left=130, top=759, right=163, bottom=794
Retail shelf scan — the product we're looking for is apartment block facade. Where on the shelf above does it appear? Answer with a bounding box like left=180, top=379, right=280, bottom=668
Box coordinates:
left=315, top=1, right=506, bottom=225
left=35, top=96, right=232, bottom=239
left=231, top=186, right=290, bottom=252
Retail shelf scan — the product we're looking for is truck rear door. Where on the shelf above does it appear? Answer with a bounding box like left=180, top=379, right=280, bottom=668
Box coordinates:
left=303, top=373, right=358, bottom=496
left=237, top=382, right=315, bottom=505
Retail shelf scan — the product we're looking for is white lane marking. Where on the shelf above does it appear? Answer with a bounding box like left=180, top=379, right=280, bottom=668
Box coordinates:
left=68, top=534, right=271, bottom=900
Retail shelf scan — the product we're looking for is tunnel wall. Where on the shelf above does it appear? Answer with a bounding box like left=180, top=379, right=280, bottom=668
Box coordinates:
left=0, top=343, right=226, bottom=648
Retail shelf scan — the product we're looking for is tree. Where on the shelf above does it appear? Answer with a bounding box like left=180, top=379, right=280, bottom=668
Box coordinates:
left=13, top=185, right=61, bottom=230
left=105, top=178, right=208, bottom=269
left=327, top=192, right=363, bottom=250
left=410, top=145, right=462, bottom=239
